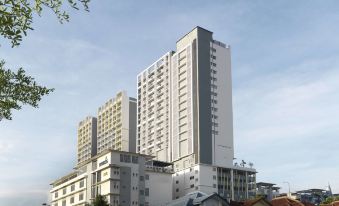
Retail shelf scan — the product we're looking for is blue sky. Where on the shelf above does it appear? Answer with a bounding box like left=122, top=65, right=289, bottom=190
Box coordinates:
left=1, top=1, right=339, bottom=205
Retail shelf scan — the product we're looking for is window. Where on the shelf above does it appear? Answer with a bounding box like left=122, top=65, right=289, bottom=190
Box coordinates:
left=120, top=154, right=124, bottom=162
left=145, top=174, right=149, bottom=180
left=190, top=176, right=194, bottom=180
left=54, top=203, right=58, bottom=206
left=55, top=192, right=58, bottom=198
left=176, top=180, right=179, bottom=184
left=176, top=188, right=179, bottom=192
left=213, top=167, right=216, bottom=171
left=213, top=184, right=217, bottom=188
left=132, top=156, right=138, bottom=163
left=62, top=200, right=66, bottom=206
left=71, top=184, right=75, bottom=192
left=124, top=154, right=131, bottom=163
left=80, top=180, right=84, bottom=188
left=140, top=176, right=144, bottom=181
left=190, top=184, right=194, bottom=188
left=145, top=188, right=149, bottom=196
left=62, top=188, right=66, bottom=195
left=79, top=193, right=84, bottom=201
left=70, top=196, right=74, bottom=204
left=140, top=189, right=144, bottom=195
left=213, top=175, right=216, bottom=180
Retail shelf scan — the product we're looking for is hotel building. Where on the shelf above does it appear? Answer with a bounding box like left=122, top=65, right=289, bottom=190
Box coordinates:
left=97, top=91, right=137, bottom=154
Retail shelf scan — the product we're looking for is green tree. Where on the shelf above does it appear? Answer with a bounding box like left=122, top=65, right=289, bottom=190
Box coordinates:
left=322, top=197, right=334, bottom=204
left=0, top=0, right=90, bottom=120
left=87, top=195, right=109, bottom=206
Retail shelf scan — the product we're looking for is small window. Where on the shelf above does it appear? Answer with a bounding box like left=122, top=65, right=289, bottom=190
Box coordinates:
left=190, top=176, right=194, bottom=180
left=79, top=180, right=84, bottom=188
left=132, top=156, right=138, bottom=163
left=176, top=188, right=179, bottom=192
left=55, top=192, right=58, bottom=198
left=140, top=189, right=144, bottom=195
left=79, top=193, right=84, bottom=201
left=70, top=196, right=74, bottom=204
left=190, top=184, right=194, bottom=188
left=62, top=188, right=66, bottom=195
left=145, top=174, right=149, bottom=180
left=145, top=188, right=149, bottom=196
left=71, top=184, right=75, bottom=191
left=140, top=176, right=144, bottom=181
left=213, top=175, right=216, bottom=180
left=62, top=200, right=66, bottom=206
left=213, top=184, right=217, bottom=188
left=176, top=180, right=179, bottom=184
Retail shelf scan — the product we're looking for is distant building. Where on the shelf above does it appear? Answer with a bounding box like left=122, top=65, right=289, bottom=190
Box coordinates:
left=256, top=182, right=280, bottom=200
left=295, top=189, right=332, bottom=205
left=77, top=116, right=97, bottom=165
left=166, top=191, right=229, bottom=206
left=50, top=149, right=173, bottom=206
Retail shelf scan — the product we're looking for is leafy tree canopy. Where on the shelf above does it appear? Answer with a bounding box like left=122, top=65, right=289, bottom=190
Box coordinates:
left=0, top=0, right=90, bottom=121
left=87, top=195, right=109, bottom=206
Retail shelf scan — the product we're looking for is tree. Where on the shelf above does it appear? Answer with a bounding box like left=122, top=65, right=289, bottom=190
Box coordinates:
left=87, top=195, right=109, bottom=206
left=0, top=0, right=90, bottom=121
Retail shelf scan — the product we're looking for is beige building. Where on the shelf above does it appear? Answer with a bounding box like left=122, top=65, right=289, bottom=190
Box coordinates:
left=77, top=116, right=97, bottom=165
left=97, top=91, right=137, bottom=154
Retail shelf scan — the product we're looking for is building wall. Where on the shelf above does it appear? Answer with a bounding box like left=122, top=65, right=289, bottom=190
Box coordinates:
left=145, top=171, right=173, bottom=206
left=77, top=116, right=97, bottom=165
left=50, top=173, right=87, bottom=206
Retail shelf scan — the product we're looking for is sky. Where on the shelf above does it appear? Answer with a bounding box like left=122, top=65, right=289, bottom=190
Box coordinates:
left=1, top=0, right=339, bottom=205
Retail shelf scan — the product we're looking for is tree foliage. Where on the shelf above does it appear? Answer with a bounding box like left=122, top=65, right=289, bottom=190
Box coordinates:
left=0, top=0, right=90, bottom=121
left=0, top=60, right=53, bottom=120
left=87, top=195, right=109, bottom=206
left=0, top=0, right=89, bottom=47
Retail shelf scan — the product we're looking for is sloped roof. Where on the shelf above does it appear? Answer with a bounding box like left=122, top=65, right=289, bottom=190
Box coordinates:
left=272, top=197, right=304, bottom=206
left=230, top=198, right=272, bottom=206
left=166, top=192, right=229, bottom=206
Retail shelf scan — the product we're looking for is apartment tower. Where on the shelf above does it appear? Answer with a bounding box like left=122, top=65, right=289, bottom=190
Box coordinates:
left=137, top=27, right=234, bottom=167
left=97, top=91, right=137, bottom=154
left=77, top=116, right=97, bottom=165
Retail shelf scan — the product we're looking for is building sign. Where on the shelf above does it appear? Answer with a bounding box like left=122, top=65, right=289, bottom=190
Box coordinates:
left=99, top=156, right=108, bottom=167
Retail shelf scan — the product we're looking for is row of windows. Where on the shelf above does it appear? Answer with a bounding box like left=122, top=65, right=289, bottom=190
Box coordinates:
left=119, top=154, right=139, bottom=164
left=54, top=180, right=84, bottom=198
left=54, top=193, right=84, bottom=206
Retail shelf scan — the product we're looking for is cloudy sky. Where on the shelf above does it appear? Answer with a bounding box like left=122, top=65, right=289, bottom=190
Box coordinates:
left=1, top=0, right=339, bottom=205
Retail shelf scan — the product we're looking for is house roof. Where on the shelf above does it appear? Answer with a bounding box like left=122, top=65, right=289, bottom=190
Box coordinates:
left=230, top=198, right=272, bottom=206
left=272, top=197, right=304, bottom=206
left=166, top=192, right=229, bottom=206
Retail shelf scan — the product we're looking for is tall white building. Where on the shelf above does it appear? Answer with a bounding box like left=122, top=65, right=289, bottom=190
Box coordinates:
left=137, top=27, right=233, bottom=167
left=97, top=91, right=137, bottom=154
left=77, top=116, right=97, bottom=165
left=137, top=26, right=255, bottom=201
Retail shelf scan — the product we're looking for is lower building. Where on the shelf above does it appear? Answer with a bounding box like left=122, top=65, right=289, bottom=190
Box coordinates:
left=172, top=164, right=256, bottom=201
left=50, top=149, right=173, bottom=206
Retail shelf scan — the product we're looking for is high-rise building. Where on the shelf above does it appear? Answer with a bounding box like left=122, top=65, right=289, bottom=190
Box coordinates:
left=137, top=26, right=256, bottom=201
left=77, top=116, right=97, bottom=165
left=97, top=91, right=137, bottom=154
left=137, top=27, right=234, bottom=167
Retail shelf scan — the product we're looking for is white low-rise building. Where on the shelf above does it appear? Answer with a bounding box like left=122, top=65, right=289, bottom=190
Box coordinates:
left=50, top=149, right=173, bottom=206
